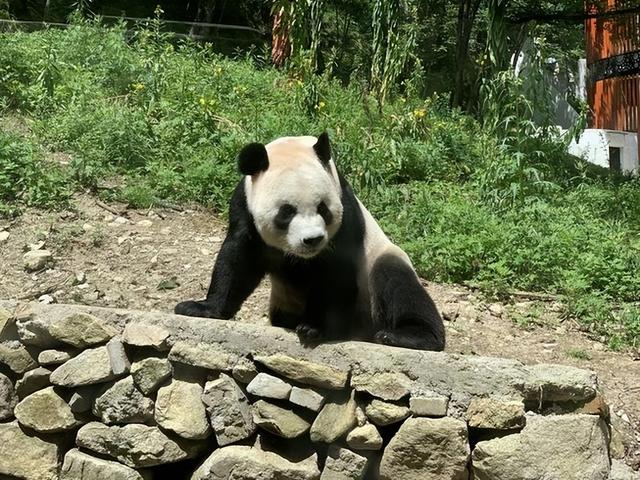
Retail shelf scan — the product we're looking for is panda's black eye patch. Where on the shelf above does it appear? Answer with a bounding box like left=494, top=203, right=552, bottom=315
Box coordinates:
left=274, top=203, right=297, bottom=230
left=317, top=201, right=333, bottom=225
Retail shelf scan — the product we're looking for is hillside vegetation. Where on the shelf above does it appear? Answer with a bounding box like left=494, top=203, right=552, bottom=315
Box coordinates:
left=0, top=19, right=639, bottom=348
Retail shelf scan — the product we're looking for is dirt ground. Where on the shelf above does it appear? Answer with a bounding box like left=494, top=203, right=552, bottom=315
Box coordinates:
left=1, top=194, right=639, bottom=469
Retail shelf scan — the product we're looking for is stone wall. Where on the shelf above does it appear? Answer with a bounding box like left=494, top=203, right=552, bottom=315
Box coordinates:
left=0, top=301, right=636, bottom=480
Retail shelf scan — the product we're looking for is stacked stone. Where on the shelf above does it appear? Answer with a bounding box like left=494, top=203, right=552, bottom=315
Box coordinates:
left=0, top=302, right=636, bottom=480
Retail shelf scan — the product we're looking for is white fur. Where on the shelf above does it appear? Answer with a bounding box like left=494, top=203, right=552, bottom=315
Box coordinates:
left=245, top=136, right=344, bottom=259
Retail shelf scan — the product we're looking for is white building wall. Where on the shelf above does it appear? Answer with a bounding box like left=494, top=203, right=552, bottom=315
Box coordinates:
left=568, top=129, right=639, bottom=174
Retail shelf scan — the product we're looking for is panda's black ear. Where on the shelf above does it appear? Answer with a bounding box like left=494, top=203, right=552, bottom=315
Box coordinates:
left=313, top=131, right=331, bottom=166
left=238, top=143, right=269, bottom=176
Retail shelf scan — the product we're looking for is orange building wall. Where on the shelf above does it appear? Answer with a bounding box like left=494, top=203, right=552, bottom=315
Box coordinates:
left=586, top=0, right=640, bottom=133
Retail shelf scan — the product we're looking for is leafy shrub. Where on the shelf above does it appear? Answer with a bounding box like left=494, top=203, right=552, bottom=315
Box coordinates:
left=0, top=130, right=70, bottom=215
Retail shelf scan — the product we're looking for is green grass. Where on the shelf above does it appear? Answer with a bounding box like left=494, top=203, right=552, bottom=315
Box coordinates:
left=567, top=349, right=592, bottom=361
left=0, top=19, right=639, bottom=349
left=0, top=129, right=71, bottom=216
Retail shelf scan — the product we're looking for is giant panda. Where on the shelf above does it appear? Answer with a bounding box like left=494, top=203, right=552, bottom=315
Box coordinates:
left=175, top=133, right=445, bottom=351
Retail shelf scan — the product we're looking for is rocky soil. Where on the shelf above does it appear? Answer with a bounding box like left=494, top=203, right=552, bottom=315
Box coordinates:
left=0, top=194, right=639, bottom=469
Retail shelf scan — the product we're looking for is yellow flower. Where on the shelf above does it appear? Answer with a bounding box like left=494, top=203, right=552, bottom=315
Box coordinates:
left=214, top=66, right=223, bottom=76
left=413, top=108, right=426, bottom=118
left=199, top=97, right=206, bottom=106
left=132, top=82, right=145, bottom=92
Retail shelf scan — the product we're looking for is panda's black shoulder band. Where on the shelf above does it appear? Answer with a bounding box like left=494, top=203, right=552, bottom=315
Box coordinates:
left=238, top=142, right=269, bottom=176
left=314, top=131, right=331, bottom=166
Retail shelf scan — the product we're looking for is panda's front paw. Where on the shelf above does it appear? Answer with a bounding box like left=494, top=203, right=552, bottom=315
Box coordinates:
left=174, top=300, right=215, bottom=318
left=374, top=329, right=397, bottom=346
left=295, top=323, right=322, bottom=344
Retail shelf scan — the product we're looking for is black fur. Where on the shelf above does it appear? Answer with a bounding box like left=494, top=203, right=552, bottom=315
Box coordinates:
left=317, top=201, right=333, bottom=225
left=313, top=131, right=331, bottom=166
left=175, top=148, right=445, bottom=352
left=274, top=204, right=297, bottom=230
left=370, top=254, right=445, bottom=350
left=238, top=143, right=269, bottom=176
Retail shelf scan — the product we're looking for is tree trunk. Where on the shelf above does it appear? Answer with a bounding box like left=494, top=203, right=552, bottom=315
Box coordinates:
left=271, top=7, right=291, bottom=68
left=189, top=0, right=216, bottom=39
left=452, top=0, right=482, bottom=109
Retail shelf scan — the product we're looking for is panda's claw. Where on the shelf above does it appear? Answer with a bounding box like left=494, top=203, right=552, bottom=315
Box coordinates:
left=295, top=323, right=322, bottom=344
left=174, top=300, right=215, bottom=318
left=374, top=330, right=395, bottom=345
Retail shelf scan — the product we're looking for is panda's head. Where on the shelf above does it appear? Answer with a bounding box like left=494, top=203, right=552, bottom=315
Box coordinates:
left=240, top=133, right=344, bottom=259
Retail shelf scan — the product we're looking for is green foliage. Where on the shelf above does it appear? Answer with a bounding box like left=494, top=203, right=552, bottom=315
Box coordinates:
left=0, top=22, right=638, bottom=349
left=370, top=0, right=418, bottom=107
left=566, top=348, right=591, bottom=361
left=0, top=129, right=70, bottom=215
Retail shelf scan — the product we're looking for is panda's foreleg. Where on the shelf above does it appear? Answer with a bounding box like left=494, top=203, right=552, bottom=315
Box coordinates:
left=296, top=261, right=360, bottom=344
left=174, top=230, right=265, bottom=319
left=370, top=253, right=445, bottom=351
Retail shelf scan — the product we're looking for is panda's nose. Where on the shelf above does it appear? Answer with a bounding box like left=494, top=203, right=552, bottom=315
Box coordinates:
left=303, top=235, right=324, bottom=247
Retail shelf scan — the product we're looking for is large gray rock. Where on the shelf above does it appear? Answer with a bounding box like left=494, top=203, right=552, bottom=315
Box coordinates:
left=247, top=372, right=292, bottom=400
left=93, top=376, right=154, bottom=424
left=609, top=460, right=640, bottom=480
left=254, top=353, right=348, bottom=390
left=0, top=341, right=38, bottom=374
left=0, top=373, right=17, bottom=420
left=191, top=444, right=320, bottom=480
left=380, top=417, right=470, bottom=480
left=50, top=345, right=121, bottom=387
left=290, top=386, right=325, bottom=412
left=15, top=366, right=51, bottom=398
left=351, top=372, right=411, bottom=401
left=16, top=313, right=59, bottom=347
left=0, top=307, right=14, bottom=339
left=61, top=449, right=150, bottom=480
left=310, top=391, right=357, bottom=443
left=155, top=378, right=211, bottom=439
left=409, top=393, right=449, bottom=417
left=106, top=337, right=130, bottom=376
left=524, top=364, right=598, bottom=402
left=122, top=322, right=170, bottom=350
left=202, top=373, right=256, bottom=446
left=472, top=414, right=610, bottom=480
left=466, top=398, right=525, bottom=430
left=365, top=399, right=410, bottom=426
left=346, top=423, right=383, bottom=451
left=252, top=400, right=311, bottom=439
left=76, top=422, right=206, bottom=468
left=169, top=341, right=236, bottom=371
left=14, top=386, right=82, bottom=433
left=321, top=447, right=368, bottom=480
left=23, top=249, right=52, bottom=271
left=0, top=421, right=63, bottom=480
left=610, top=412, right=635, bottom=460
left=131, top=356, right=172, bottom=395
left=49, top=313, right=117, bottom=348
left=232, top=357, right=258, bottom=384
left=38, top=349, right=73, bottom=366
left=69, top=385, right=102, bottom=413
